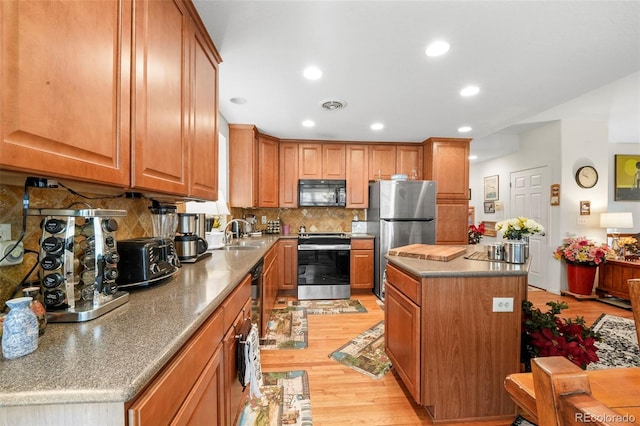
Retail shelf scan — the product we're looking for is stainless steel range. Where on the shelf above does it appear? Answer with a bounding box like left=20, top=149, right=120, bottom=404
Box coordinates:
left=297, top=232, right=351, bottom=300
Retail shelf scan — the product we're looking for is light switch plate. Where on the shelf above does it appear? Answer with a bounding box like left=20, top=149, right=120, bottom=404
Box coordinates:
left=493, top=297, right=514, bottom=312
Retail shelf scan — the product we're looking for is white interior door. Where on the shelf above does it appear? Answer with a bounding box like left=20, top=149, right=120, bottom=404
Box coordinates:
left=510, top=166, right=550, bottom=290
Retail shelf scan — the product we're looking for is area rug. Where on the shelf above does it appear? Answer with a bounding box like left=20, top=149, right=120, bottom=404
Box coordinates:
left=587, top=314, right=640, bottom=370
left=237, top=370, right=312, bottom=426
left=259, top=307, right=308, bottom=350
left=289, top=299, right=367, bottom=314
left=329, top=320, right=392, bottom=379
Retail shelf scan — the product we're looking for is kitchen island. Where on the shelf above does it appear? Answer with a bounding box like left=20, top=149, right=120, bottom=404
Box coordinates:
left=0, top=235, right=280, bottom=425
left=384, top=246, right=529, bottom=423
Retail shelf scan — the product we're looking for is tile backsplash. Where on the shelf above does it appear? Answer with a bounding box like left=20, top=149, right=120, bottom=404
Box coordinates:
left=0, top=183, right=364, bottom=309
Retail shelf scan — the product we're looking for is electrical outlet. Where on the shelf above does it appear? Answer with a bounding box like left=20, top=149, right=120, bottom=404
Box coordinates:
left=261, top=216, right=267, bottom=224
left=0, top=224, right=10, bottom=241
left=492, top=297, right=514, bottom=312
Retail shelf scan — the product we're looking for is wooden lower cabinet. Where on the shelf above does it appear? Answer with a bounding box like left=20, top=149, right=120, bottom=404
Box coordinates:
left=384, top=262, right=525, bottom=422
left=261, top=246, right=279, bottom=336
left=278, top=239, right=298, bottom=292
left=597, top=259, right=640, bottom=300
left=128, top=275, right=251, bottom=425
left=350, top=238, right=374, bottom=290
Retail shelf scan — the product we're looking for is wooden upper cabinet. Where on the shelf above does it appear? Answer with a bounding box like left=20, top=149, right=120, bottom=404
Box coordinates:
left=346, top=145, right=369, bottom=208
left=322, top=144, right=346, bottom=179
left=0, top=0, right=132, bottom=186
left=397, top=145, right=423, bottom=180
left=258, top=134, right=279, bottom=208
left=368, top=145, right=396, bottom=180
left=132, top=0, right=190, bottom=195
left=188, top=22, right=219, bottom=200
left=298, top=144, right=322, bottom=179
left=423, top=137, right=471, bottom=200
left=279, top=142, right=299, bottom=208
left=229, top=125, right=259, bottom=207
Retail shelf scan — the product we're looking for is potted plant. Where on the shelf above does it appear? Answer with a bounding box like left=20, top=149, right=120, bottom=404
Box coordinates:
left=553, top=236, right=612, bottom=295
left=521, top=300, right=600, bottom=371
left=467, top=222, right=485, bottom=244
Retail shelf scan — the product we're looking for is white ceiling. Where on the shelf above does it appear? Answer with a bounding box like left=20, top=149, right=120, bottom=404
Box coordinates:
left=193, top=0, right=640, bottom=161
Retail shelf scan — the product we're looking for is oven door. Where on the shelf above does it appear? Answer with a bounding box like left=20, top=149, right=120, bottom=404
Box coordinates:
left=297, top=243, right=350, bottom=300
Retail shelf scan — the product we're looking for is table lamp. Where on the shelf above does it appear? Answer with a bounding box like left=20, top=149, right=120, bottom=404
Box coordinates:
left=600, top=212, right=634, bottom=258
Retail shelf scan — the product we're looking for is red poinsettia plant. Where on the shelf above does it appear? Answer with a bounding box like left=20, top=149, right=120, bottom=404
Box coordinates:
left=468, top=222, right=485, bottom=244
left=521, top=300, right=600, bottom=370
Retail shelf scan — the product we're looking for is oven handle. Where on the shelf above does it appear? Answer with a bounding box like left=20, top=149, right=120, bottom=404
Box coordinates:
left=298, top=244, right=351, bottom=251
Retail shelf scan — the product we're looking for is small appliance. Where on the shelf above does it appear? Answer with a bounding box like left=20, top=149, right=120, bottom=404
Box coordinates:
left=176, top=213, right=210, bottom=263
left=116, top=238, right=180, bottom=287
left=28, top=206, right=129, bottom=322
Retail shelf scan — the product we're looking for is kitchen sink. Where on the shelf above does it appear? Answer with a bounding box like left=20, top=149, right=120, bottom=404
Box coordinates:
left=217, top=245, right=261, bottom=250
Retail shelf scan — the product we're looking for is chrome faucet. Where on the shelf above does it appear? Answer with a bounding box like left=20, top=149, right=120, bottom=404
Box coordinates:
left=223, top=219, right=250, bottom=244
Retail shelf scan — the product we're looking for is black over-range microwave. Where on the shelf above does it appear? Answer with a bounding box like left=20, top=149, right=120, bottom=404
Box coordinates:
left=298, top=179, right=347, bottom=207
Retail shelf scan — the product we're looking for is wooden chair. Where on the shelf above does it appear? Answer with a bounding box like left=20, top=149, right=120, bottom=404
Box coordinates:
left=531, top=356, right=636, bottom=426
left=629, top=278, right=640, bottom=346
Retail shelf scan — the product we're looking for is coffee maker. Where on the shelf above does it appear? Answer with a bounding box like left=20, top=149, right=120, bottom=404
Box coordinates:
left=175, top=213, right=210, bottom=263
left=28, top=206, right=129, bottom=322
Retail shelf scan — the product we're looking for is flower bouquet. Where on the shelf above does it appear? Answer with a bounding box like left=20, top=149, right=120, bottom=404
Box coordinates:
left=495, top=217, right=544, bottom=240
left=521, top=300, right=600, bottom=370
left=468, top=222, right=485, bottom=244
left=553, top=236, right=611, bottom=266
left=618, top=236, right=638, bottom=255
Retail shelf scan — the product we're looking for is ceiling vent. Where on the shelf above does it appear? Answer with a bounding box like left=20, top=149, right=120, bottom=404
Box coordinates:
left=321, top=100, right=346, bottom=111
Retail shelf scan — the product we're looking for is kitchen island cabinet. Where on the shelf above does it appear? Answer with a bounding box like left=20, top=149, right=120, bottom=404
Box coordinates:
left=0, top=236, right=279, bottom=426
left=385, top=250, right=528, bottom=422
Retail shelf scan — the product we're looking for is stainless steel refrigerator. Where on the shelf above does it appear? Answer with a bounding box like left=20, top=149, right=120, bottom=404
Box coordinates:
left=367, top=180, right=437, bottom=300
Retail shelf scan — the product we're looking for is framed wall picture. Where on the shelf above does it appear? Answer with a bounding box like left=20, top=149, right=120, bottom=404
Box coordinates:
left=615, top=154, right=640, bottom=201
left=580, top=200, right=591, bottom=215
left=550, top=184, right=560, bottom=206
left=484, top=175, right=499, bottom=201
left=484, top=201, right=495, bottom=214
left=482, top=221, right=497, bottom=237
left=468, top=206, right=475, bottom=225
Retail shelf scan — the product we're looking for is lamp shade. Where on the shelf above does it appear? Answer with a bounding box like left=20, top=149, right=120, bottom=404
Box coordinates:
left=600, top=212, right=634, bottom=229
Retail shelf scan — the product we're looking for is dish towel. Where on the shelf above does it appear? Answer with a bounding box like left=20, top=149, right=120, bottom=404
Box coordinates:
left=243, top=323, right=263, bottom=398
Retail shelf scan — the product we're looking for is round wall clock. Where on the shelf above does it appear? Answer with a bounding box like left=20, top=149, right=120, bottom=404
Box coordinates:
left=575, top=165, right=598, bottom=188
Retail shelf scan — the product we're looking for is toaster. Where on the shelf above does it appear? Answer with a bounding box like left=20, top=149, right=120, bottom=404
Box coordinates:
left=116, top=238, right=180, bottom=287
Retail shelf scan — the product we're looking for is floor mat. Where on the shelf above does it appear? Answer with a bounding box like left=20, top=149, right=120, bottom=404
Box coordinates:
left=329, top=320, right=392, bottom=379
left=587, top=314, right=640, bottom=370
left=237, top=370, right=312, bottom=426
left=260, top=307, right=308, bottom=350
left=289, top=299, right=367, bottom=314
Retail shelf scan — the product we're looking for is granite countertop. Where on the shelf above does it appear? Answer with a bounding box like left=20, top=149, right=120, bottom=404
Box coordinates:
left=385, top=245, right=530, bottom=278
left=0, top=235, right=280, bottom=408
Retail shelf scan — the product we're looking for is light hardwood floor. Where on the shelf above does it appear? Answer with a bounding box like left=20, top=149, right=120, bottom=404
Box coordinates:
left=258, top=289, right=635, bottom=426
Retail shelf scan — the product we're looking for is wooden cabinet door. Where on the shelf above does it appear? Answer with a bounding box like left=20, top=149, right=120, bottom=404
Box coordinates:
left=436, top=202, right=469, bottom=245
left=133, top=0, right=190, bottom=195
left=261, top=246, right=279, bottom=336
left=385, top=282, right=421, bottom=403
left=346, top=145, right=369, bottom=208
left=350, top=251, right=374, bottom=290
left=322, top=144, right=346, bottom=179
left=1, top=0, right=131, bottom=186
left=258, top=134, right=279, bottom=207
left=423, top=138, right=470, bottom=200
left=229, top=124, right=258, bottom=207
left=279, top=142, right=299, bottom=208
left=171, top=342, right=224, bottom=426
left=298, top=144, right=322, bottom=179
left=222, top=299, right=251, bottom=426
left=397, top=145, right=423, bottom=179
left=188, top=25, right=219, bottom=200
left=368, top=145, right=396, bottom=180
left=278, top=239, right=298, bottom=291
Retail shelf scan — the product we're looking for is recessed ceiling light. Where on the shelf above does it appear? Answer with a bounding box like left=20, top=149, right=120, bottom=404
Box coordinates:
left=458, top=126, right=472, bottom=133
left=230, top=97, right=247, bottom=105
left=468, top=155, right=478, bottom=160
left=460, top=85, right=480, bottom=97
left=303, top=66, right=322, bottom=80
left=370, top=122, right=384, bottom=131
left=425, top=40, right=450, bottom=57
left=302, top=120, right=315, bottom=128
